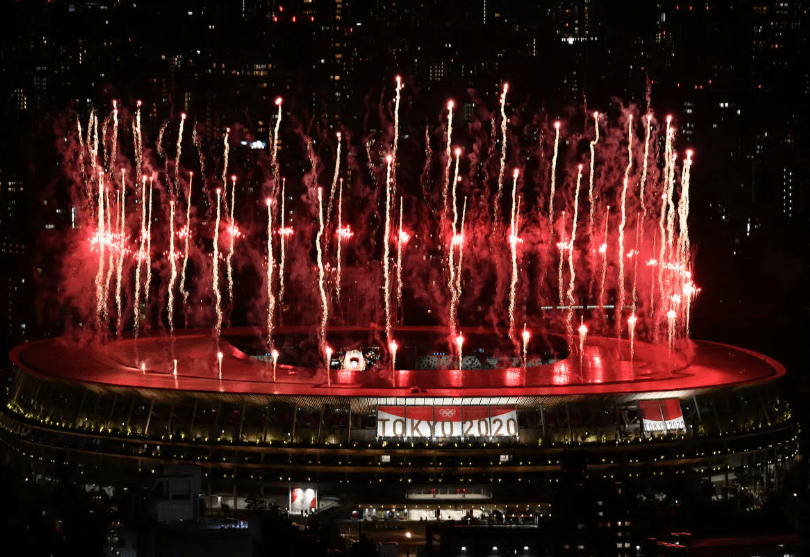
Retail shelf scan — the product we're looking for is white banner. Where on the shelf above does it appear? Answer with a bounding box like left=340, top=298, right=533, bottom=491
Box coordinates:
left=376, top=406, right=518, bottom=439
left=642, top=417, right=686, bottom=432
left=289, top=487, right=317, bottom=514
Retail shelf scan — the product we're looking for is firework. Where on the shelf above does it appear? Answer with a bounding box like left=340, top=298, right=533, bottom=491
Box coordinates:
left=549, top=121, right=561, bottom=228
left=455, top=334, right=464, bottom=371
left=266, top=198, right=276, bottom=347
left=578, top=319, right=588, bottom=361
left=508, top=169, right=520, bottom=345
left=598, top=206, right=610, bottom=311
left=628, top=313, right=638, bottom=360
left=455, top=197, right=467, bottom=321
left=383, top=155, right=393, bottom=345
left=271, top=97, right=283, bottom=189
left=448, top=149, right=462, bottom=338
left=587, top=112, right=600, bottom=239
left=396, top=196, right=405, bottom=322
left=168, top=200, right=176, bottom=333
left=494, top=83, right=509, bottom=227
left=180, top=172, right=193, bottom=315
left=325, top=345, right=333, bottom=387
left=617, top=115, right=633, bottom=329
left=95, top=172, right=106, bottom=328
left=392, top=75, right=403, bottom=192
left=175, top=113, right=186, bottom=196
left=316, top=188, right=328, bottom=352
left=278, top=179, right=288, bottom=315
left=133, top=177, right=147, bottom=337
left=145, top=178, right=154, bottom=313
left=226, top=175, right=237, bottom=303
left=271, top=349, right=279, bottom=382
left=327, top=132, right=341, bottom=225
left=521, top=325, right=530, bottom=369
left=114, top=173, right=126, bottom=335
left=657, top=118, right=674, bottom=334
left=213, top=188, right=222, bottom=337
left=566, top=165, right=584, bottom=344
left=389, top=340, right=398, bottom=376
left=557, top=211, right=567, bottom=310
left=102, top=187, right=114, bottom=325
left=442, top=101, right=454, bottom=224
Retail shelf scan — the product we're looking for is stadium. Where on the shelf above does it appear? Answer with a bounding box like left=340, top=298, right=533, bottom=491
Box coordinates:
left=1, top=325, right=798, bottom=524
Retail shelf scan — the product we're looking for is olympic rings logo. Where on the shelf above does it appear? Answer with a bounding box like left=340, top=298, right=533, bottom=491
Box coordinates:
left=438, top=408, right=456, bottom=418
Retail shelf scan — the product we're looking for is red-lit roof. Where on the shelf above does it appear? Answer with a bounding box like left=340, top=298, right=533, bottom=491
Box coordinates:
left=10, top=327, right=785, bottom=400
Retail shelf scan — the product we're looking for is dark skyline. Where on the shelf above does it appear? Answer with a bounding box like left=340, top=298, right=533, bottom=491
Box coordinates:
left=1, top=2, right=809, bottom=556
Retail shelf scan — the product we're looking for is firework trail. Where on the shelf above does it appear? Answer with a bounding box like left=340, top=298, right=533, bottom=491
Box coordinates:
left=212, top=188, right=222, bottom=337
left=174, top=113, right=186, bottom=194
left=383, top=155, right=393, bottom=345
left=508, top=169, right=520, bottom=345
left=390, top=340, right=398, bottom=376
left=156, top=119, right=168, bottom=164
left=226, top=175, right=237, bottom=303
left=679, top=150, right=694, bottom=335
left=271, top=97, right=283, bottom=189
left=77, top=117, right=86, bottom=186
left=144, top=179, right=154, bottom=312
left=266, top=198, right=276, bottom=347
left=326, top=132, right=341, bottom=225
left=557, top=211, right=567, bottom=310
left=103, top=187, right=114, bottom=324
left=598, top=206, right=610, bottom=311
left=316, top=187, right=329, bottom=351
left=631, top=215, right=642, bottom=315
left=667, top=308, right=677, bottom=350
left=628, top=313, right=638, bottom=360
left=192, top=122, right=205, bottom=178
left=221, top=128, right=230, bottom=188
left=278, top=179, right=287, bottom=312
left=656, top=117, right=673, bottom=333
left=133, top=177, right=147, bottom=337
left=180, top=172, right=193, bottom=313
left=95, top=172, right=106, bottom=329
left=640, top=114, right=652, bottom=214
left=662, top=149, right=678, bottom=336
left=549, top=121, right=561, bottom=228
left=168, top=200, right=177, bottom=334
left=455, top=197, right=467, bottom=316
left=325, top=346, right=333, bottom=386
left=566, top=165, right=583, bottom=343
left=665, top=152, right=678, bottom=270
left=110, top=102, right=119, bottom=181
left=455, top=334, right=464, bottom=371
left=494, top=83, right=509, bottom=227
left=587, top=112, right=600, bottom=238
left=101, top=108, right=111, bottom=173
left=521, top=325, right=530, bottom=368
left=134, top=102, right=143, bottom=186
left=448, top=149, right=461, bottom=338
left=396, top=196, right=405, bottom=321
left=114, top=173, right=126, bottom=335
left=617, top=115, right=633, bottom=328
left=677, top=150, right=693, bottom=271
left=421, top=126, right=432, bottom=197
left=336, top=179, right=345, bottom=305
left=578, top=319, right=588, bottom=362
left=392, top=75, right=403, bottom=185
left=91, top=110, right=99, bottom=174
left=442, top=101, right=454, bottom=225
